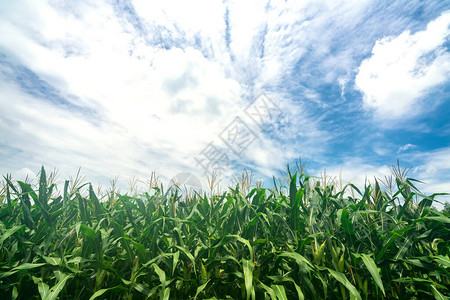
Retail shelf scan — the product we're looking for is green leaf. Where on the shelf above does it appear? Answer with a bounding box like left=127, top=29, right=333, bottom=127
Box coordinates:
left=111, top=220, right=133, bottom=263
left=194, top=280, right=210, bottom=299
left=0, top=225, right=25, bottom=246
left=11, top=286, right=18, bottom=300
left=394, top=236, right=413, bottom=261
left=15, top=262, right=47, bottom=270
left=392, top=277, right=447, bottom=289
left=133, top=283, right=151, bottom=297
left=243, top=259, right=254, bottom=300
left=433, top=255, right=450, bottom=268
left=267, top=276, right=304, bottom=300
left=63, top=180, right=69, bottom=207
left=289, top=172, right=299, bottom=231
left=228, top=235, right=254, bottom=262
left=42, top=256, right=62, bottom=266
left=431, top=285, right=447, bottom=300
left=2, top=263, right=47, bottom=278
left=130, top=239, right=147, bottom=261
left=153, top=264, right=167, bottom=287
left=397, top=184, right=414, bottom=220
left=314, top=240, right=327, bottom=265
left=424, top=216, right=450, bottom=224
left=355, top=253, right=385, bottom=296
left=174, top=245, right=197, bottom=274
left=89, top=285, right=127, bottom=300
left=38, top=166, right=48, bottom=210
left=32, top=276, right=49, bottom=300
left=45, top=273, right=74, bottom=300
left=89, top=184, right=104, bottom=221
left=375, top=227, right=412, bottom=262
left=257, top=282, right=277, bottom=300
left=271, top=285, right=288, bottom=300
left=172, top=251, right=180, bottom=276
left=277, top=251, right=313, bottom=273
left=161, top=287, right=170, bottom=300
left=327, top=268, right=361, bottom=300
left=200, top=260, right=208, bottom=285
left=339, top=209, right=355, bottom=236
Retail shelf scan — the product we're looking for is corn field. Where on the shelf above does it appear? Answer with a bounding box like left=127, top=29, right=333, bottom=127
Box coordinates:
left=0, top=166, right=449, bottom=299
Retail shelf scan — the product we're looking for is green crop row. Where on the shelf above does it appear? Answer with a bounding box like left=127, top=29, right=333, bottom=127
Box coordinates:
left=0, top=166, right=449, bottom=299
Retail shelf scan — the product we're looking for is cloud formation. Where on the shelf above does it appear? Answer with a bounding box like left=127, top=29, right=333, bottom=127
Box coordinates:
left=398, top=143, right=416, bottom=153
left=355, top=11, right=450, bottom=119
left=0, top=1, right=449, bottom=199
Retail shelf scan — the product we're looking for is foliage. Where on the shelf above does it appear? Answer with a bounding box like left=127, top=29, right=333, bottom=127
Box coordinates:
left=443, top=202, right=450, bottom=217
left=0, top=166, right=449, bottom=299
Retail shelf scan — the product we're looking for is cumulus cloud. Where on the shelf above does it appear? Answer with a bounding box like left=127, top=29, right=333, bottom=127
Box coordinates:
left=355, top=11, right=450, bottom=119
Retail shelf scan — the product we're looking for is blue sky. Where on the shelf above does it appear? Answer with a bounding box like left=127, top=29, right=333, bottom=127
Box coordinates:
left=0, top=0, right=449, bottom=200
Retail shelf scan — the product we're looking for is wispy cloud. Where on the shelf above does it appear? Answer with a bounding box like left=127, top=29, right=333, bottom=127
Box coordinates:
left=408, top=147, right=450, bottom=204
left=0, top=0, right=330, bottom=182
left=0, top=0, right=449, bottom=198
left=311, top=158, right=392, bottom=189
left=398, top=143, right=416, bottom=153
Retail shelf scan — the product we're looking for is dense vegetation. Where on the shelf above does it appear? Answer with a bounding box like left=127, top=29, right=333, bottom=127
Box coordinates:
left=0, top=166, right=449, bottom=299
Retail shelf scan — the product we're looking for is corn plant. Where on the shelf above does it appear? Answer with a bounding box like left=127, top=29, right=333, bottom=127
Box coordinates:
left=0, top=166, right=449, bottom=299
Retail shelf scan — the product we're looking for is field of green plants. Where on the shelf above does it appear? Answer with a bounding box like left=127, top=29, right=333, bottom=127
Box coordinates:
left=0, top=165, right=449, bottom=299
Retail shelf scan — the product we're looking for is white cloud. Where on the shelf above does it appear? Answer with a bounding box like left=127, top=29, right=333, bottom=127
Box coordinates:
left=13, top=168, right=37, bottom=181
left=315, top=155, right=450, bottom=208
left=398, top=143, right=416, bottom=153
left=312, top=159, right=391, bottom=190
left=0, top=1, right=247, bottom=184
left=409, top=147, right=450, bottom=206
left=413, top=147, right=450, bottom=178
left=0, top=0, right=336, bottom=186
left=355, top=11, right=450, bottom=119
left=0, top=0, right=447, bottom=194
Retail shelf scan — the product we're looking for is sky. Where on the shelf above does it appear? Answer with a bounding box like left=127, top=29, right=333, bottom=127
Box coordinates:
left=0, top=0, right=449, bottom=201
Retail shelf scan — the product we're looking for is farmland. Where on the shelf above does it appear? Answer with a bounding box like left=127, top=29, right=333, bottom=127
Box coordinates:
left=0, top=166, right=449, bottom=299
